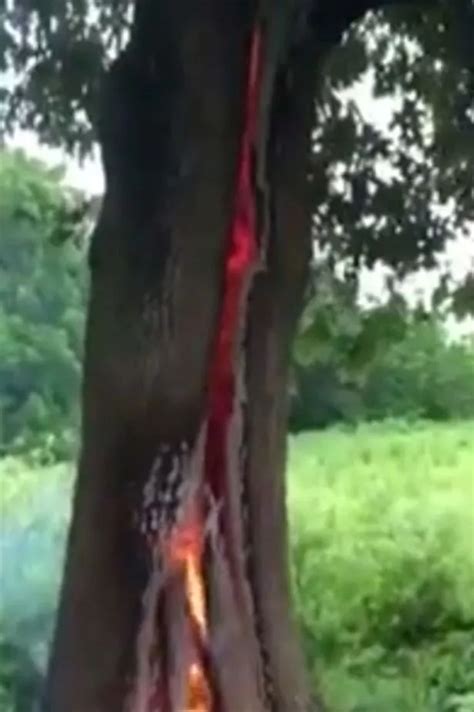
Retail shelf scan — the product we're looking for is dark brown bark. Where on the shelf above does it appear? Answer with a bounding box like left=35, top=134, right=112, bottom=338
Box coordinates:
left=45, top=4, right=252, bottom=709
left=43, top=2, right=373, bottom=710
left=243, top=43, right=324, bottom=710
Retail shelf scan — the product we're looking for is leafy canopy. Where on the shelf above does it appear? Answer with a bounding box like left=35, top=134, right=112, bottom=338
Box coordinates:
left=1, top=0, right=473, bottom=294
left=312, top=3, right=474, bottom=281
left=0, top=149, right=87, bottom=458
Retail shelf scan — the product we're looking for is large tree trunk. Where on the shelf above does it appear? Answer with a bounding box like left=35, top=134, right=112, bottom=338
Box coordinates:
left=43, top=2, right=368, bottom=710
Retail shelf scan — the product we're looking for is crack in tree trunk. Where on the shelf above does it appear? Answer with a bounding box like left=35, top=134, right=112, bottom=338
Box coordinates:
left=44, top=3, right=327, bottom=711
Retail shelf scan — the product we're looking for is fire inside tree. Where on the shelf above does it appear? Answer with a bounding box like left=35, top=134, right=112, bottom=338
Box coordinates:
left=128, top=25, right=276, bottom=711
left=43, top=0, right=318, bottom=705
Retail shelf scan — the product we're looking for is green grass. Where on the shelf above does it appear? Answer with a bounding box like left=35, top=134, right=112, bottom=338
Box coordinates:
left=287, top=420, right=474, bottom=711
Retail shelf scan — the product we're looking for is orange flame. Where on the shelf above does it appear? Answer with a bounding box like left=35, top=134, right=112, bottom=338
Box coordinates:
left=166, top=514, right=213, bottom=712
left=186, top=662, right=212, bottom=712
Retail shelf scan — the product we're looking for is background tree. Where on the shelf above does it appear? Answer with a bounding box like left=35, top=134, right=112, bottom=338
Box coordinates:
left=291, top=272, right=474, bottom=429
left=0, top=149, right=87, bottom=459
left=1, top=1, right=473, bottom=711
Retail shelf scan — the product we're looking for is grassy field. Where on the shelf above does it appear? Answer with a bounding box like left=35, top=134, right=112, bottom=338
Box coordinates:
left=1, top=420, right=473, bottom=710
left=288, top=420, right=474, bottom=711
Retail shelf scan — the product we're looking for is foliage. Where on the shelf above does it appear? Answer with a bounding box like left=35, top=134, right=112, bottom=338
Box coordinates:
left=312, top=3, right=474, bottom=280
left=0, top=637, right=43, bottom=712
left=291, top=306, right=474, bottom=430
left=288, top=421, right=474, bottom=711
left=363, top=323, right=474, bottom=421
left=0, top=0, right=131, bottom=155
left=311, top=0, right=474, bottom=320
left=295, top=264, right=407, bottom=377
left=0, top=149, right=87, bottom=459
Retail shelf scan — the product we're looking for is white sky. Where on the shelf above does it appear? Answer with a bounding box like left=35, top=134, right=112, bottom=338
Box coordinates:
left=8, top=129, right=105, bottom=195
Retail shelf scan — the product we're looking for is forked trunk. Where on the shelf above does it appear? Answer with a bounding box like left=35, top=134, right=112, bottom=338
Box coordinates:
left=45, top=3, right=321, bottom=710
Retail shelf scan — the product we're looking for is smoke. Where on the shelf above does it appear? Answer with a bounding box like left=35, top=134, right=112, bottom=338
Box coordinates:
left=0, top=461, right=74, bottom=710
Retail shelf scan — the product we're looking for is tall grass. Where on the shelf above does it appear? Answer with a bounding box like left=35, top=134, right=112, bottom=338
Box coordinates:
left=288, top=420, right=474, bottom=711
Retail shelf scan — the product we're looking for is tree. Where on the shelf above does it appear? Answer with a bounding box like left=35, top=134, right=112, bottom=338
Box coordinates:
left=1, top=1, right=473, bottom=710
left=291, top=264, right=408, bottom=429
left=0, top=149, right=87, bottom=459
left=311, top=4, right=474, bottom=285
left=363, top=316, right=474, bottom=421
left=290, top=278, right=474, bottom=430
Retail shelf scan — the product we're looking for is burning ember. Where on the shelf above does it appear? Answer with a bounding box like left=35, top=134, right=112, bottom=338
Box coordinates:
left=165, top=513, right=212, bottom=712
left=186, top=663, right=212, bottom=712
left=129, top=493, right=214, bottom=712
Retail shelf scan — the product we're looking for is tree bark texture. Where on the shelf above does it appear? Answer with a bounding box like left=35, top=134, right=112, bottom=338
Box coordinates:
left=43, top=1, right=380, bottom=710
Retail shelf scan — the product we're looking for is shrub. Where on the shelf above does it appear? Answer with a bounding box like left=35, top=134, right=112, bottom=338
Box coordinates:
left=288, top=422, right=474, bottom=711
